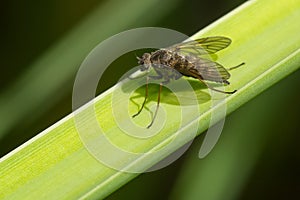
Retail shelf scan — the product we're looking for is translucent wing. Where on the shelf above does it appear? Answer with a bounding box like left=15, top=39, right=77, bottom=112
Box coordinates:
left=167, top=36, right=231, bottom=55
left=187, top=58, right=231, bottom=82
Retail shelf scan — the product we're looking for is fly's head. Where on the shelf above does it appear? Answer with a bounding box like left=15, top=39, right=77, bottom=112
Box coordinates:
left=137, top=53, right=151, bottom=71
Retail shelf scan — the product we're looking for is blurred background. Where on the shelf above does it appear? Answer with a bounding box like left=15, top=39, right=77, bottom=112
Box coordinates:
left=0, top=0, right=299, bottom=199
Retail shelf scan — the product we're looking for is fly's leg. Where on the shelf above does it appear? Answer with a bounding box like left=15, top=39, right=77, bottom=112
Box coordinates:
left=132, top=69, right=167, bottom=128
left=132, top=72, right=163, bottom=118
left=147, top=79, right=169, bottom=128
left=148, top=74, right=163, bottom=80
left=202, top=62, right=244, bottom=94
left=227, top=62, right=245, bottom=71
left=198, top=78, right=236, bottom=94
left=132, top=76, right=149, bottom=118
left=147, top=83, right=163, bottom=128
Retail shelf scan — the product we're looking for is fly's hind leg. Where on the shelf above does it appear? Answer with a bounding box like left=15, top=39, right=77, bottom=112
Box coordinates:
left=227, top=62, right=245, bottom=71
left=196, top=62, right=245, bottom=94
left=198, top=78, right=236, bottom=94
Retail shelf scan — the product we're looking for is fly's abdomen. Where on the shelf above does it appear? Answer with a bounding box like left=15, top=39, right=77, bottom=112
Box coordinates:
left=191, top=58, right=231, bottom=82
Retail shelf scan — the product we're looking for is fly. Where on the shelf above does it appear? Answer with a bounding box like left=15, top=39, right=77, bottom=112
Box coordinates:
left=132, top=36, right=244, bottom=128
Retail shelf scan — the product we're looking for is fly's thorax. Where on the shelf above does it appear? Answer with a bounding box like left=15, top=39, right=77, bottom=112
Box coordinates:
left=149, top=49, right=173, bottom=65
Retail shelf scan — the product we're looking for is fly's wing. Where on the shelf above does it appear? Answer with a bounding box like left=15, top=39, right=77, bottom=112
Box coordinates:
left=167, top=36, right=231, bottom=56
left=188, top=58, right=231, bottom=82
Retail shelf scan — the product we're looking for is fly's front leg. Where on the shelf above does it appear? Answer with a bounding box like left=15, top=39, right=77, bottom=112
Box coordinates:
left=132, top=69, right=163, bottom=119
left=132, top=76, right=149, bottom=118
left=148, top=73, right=163, bottom=80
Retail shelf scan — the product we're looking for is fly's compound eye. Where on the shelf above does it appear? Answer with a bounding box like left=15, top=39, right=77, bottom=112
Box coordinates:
left=138, top=60, right=144, bottom=65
